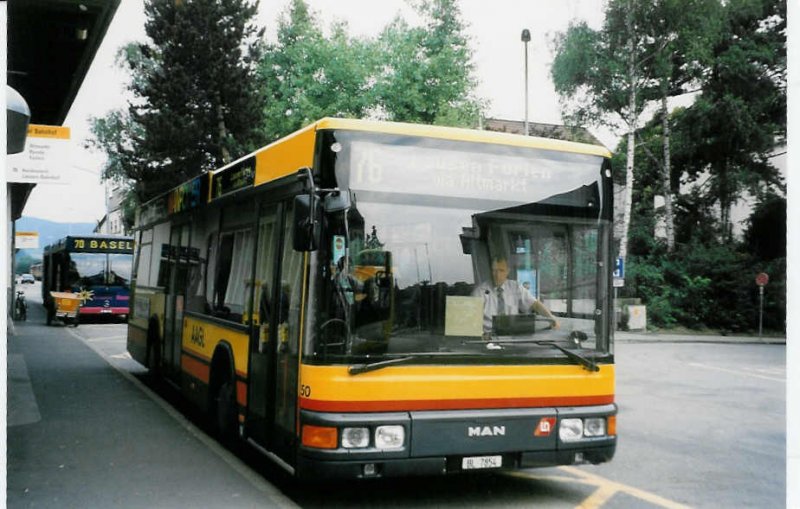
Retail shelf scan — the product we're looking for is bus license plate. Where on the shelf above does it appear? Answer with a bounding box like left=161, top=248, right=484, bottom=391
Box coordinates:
left=462, top=455, right=502, bottom=470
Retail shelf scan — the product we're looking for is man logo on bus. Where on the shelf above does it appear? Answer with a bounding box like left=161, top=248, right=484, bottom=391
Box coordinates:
left=468, top=425, right=506, bottom=437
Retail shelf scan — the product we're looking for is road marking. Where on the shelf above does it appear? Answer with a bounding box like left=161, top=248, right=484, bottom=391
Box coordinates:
left=577, top=484, right=617, bottom=508
left=65, top=327, right=299, bottom=508
left=689, top=362, right=784, bottom=382
left=507, top=466, right=691, bottom=509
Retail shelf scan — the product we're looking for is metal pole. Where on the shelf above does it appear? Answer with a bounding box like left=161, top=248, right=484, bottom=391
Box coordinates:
left=758, top=286, right=764, bottom=339
left=524, top=41, right=529, bottom=135
left=521, top=29, right=531, bottom=136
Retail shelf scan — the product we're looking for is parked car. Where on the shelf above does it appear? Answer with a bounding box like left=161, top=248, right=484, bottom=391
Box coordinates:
left=20, top=274, right=35, bottom=284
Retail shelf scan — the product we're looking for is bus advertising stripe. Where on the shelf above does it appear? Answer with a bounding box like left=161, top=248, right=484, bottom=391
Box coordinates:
left=181, top=353, right=210, bottom=383
left=181, top=348, right=248, bottom=406
left=181, top=347, right=247, bottom=381
left=299, top=394, right=614, bottom=413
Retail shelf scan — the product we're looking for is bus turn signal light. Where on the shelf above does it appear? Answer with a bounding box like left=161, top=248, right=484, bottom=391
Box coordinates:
left=607, top=415, right=617, bottom=436
left=302, top=425, right=338, bottom=449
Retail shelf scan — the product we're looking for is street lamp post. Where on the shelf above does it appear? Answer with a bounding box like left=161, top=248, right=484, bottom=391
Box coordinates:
left=521, top=28, right=531, bottom=136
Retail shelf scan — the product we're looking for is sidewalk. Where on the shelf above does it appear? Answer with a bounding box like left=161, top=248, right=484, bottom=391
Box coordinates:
left=6, top=294, right=296, bottom=509
left=615, top=329, right=786, bottom=345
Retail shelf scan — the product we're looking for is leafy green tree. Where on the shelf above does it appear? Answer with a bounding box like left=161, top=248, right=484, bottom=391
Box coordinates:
left=259, top=0, right=377, bottom=141
left=744, top=193, right=786, bottom=261
left=259, top=0, right=484, bottom=140
left=88, top=0, right=266, bottom=203
left=553, top=0, right=723, bottom=256
left=374, top=0, right=483, bottom=126
left=552, top=1, right=650, bottom=262
left=674, top=0, right=786, bottom=240
left=634, top=0, right=722, bottom=251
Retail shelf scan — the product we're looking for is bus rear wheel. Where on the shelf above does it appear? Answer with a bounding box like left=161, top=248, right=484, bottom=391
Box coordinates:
left=146, top=321, right=161, bottom=378
left=46, top=303, right=54, bottom=326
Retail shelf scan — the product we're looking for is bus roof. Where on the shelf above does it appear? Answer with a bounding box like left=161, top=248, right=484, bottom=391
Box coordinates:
left=314, top=118, right=612, bottom=158
left=138, top=118, right=612, bottom=227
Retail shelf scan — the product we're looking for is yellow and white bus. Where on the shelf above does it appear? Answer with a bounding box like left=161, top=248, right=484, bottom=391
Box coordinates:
left=127, top=118, right=616, bottom=479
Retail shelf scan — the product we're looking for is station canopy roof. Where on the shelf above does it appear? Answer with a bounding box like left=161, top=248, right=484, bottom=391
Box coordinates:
left=7, top=0, right=121, bottom=218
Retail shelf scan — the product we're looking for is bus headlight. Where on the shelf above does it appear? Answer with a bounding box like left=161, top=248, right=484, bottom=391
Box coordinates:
left=559, top=418, right=584, bottom=442
left=559, top=417, right=608, bottom=441
left=341, top=427, right=370, bottom=448
left=583, top=417, right=606, bottom=437
left=375, top=425, right=405, bottom=449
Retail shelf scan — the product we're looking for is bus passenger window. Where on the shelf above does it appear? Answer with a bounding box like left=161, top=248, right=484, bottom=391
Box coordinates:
left=214, top=234, right=235, bottom=316
left=213, top=229, right=254, bottom=322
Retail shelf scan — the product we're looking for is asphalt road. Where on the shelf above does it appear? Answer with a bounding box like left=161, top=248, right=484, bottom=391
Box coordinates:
left=8, top=281, right=786, bottom=508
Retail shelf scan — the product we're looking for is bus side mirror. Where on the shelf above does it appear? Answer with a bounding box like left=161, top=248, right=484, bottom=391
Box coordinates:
left=293, top=194, right=321, bottom=252
left=323, top=191, right=351, bottom=213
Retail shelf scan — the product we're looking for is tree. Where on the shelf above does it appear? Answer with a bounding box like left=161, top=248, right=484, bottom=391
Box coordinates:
left=673, top=0, right=786, bottom=240
left=552, top=0, right=724, bottom=256
left=258, top=0, right=485, bottom=141
left=88, top=0, right=266, bottom=203
left=551, top=1, right=651, bottom=263
left=374, top=0, right=484, bottom=126
left=259, top=0, right=377, bottom=141
left=634, top=0, right=722, bottom=252
left=744, top=193, right=786, bottom=261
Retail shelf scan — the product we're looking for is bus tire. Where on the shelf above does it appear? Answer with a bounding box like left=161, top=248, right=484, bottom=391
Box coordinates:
left=46, top=303, right=54, bottom=326
left=146, top=318, right=161, bottom=378
left=210, top=350, right=238, bottom=444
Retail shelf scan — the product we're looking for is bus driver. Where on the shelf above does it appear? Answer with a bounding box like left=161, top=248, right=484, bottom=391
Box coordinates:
left=473, top=257, right=560, bottom=334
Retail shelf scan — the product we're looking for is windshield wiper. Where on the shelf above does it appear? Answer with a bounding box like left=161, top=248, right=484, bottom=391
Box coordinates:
left=469, top=339, right=599, bottom=372
left=349, top=356, right=419, bottom=375
left=348, top=352, right=467, bottom=375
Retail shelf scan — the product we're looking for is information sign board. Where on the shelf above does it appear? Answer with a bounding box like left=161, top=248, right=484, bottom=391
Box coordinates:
left=6, top=124, right=72, bottom=184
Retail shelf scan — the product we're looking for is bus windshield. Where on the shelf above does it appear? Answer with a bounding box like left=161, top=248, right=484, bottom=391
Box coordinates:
left=67, top=252, right=133, bottom=289
left=307, top=132, right=612, bottom=365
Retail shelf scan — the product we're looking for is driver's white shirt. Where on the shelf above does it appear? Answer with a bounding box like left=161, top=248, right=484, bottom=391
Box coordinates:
left=472, top=279, right=537, bottom=331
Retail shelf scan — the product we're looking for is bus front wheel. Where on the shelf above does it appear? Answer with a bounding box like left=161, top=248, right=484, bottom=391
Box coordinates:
left=214, top=378, right=237, bottom=443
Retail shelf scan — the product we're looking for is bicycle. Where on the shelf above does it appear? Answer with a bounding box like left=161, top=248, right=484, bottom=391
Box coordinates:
left=15, top=290, right=27, bottom=321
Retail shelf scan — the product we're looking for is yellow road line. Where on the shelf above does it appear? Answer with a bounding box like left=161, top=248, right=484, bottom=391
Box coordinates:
left=577, top=484, right=618, bottom=509
left=560, top=466, right=692, bottom=509
left=507, top=467, right=691, bottom=509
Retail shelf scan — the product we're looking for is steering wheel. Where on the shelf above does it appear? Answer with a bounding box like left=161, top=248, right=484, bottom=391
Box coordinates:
left=320, top=317, right=349, bottom=335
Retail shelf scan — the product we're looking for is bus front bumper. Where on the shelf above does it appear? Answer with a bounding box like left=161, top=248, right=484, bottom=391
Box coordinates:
left=296, top=444, right=616, bottom=480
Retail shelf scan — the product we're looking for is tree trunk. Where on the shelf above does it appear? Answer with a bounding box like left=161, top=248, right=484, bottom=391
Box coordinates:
left=216, top=99, right=231, bottom=164
left=619, top=5, right=637, bottom=263
left=661, top=90, right=675, bottom=252
left=719, top=161, right=731, bottom=242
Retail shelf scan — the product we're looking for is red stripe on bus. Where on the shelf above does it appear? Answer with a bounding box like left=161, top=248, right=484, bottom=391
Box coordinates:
left=79, top=307, right=129, bottom=315
left=182, top=354, right=210, bottom=383
left=300, top=394, right=614, bottom=412
left=180, top=348, right=248, bottom=381
left=237, top=380, right=247, bottom=407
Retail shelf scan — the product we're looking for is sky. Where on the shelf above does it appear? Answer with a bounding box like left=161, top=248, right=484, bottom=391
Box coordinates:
left=24, top=0, right=610, bottom=224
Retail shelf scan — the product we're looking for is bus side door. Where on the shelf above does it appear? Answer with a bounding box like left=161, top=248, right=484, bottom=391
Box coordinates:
left=163, top=223, right=190, bottom=381
left=246, top=203, right=281, bottom=447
